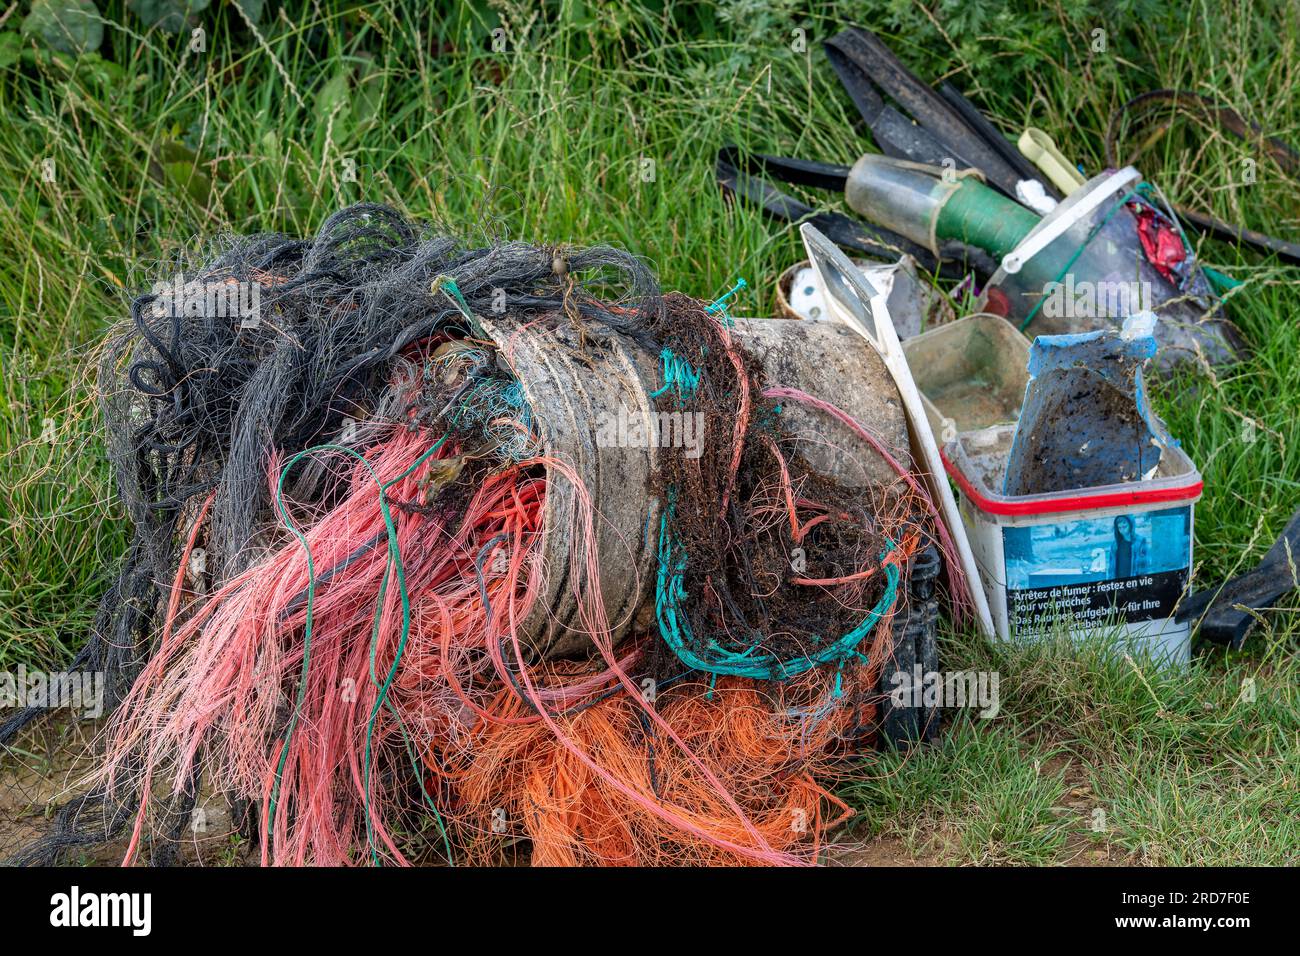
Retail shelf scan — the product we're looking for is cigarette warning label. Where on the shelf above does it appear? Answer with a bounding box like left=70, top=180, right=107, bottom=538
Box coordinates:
left=1002, top=506, right=1191, bottom=634
left=1007, top=569, right=1188, bottom=632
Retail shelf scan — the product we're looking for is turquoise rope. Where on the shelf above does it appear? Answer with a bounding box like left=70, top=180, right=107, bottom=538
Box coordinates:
left=654, top=505, right=899, bottom=683
left=1203, top=265, right=1242, bottom=294
left=434, top=276, right=483, bottom=335
left=648, top=349, right=702, bottom=403
left=704, top=277, right=746, bottom=326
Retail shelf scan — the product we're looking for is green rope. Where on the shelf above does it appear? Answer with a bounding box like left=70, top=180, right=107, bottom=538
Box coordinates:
left=1202, top=265, right=1242, bottom=294
left=648, top=348, right=702, bottom=403
left=704, top=277, right=746, bottom=326
left=433, top=275, right=483, bottom=335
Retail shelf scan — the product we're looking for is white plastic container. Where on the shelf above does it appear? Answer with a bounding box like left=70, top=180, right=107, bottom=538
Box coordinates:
left=901, top=313, right=1030, bottom=442
left=944, top=424, right=1202, bottom=665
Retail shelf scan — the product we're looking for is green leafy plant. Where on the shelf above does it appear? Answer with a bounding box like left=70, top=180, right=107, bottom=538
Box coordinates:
left=21, top=0, right=104, bottom=54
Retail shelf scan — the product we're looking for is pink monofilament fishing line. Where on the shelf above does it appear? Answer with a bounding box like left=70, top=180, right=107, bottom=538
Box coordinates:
left=120, top=491, right=214, bottom=867
left=103, top=426, right=469, bottom=865
left=102, top=376, right=883, bottom=866
left=260, top=446, right=550, bottom=864
left=107, top=419, right=668, bottom=865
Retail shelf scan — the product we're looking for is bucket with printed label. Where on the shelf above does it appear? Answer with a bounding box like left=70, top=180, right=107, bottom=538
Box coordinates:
left=943, top=424, right=1202, bottom=665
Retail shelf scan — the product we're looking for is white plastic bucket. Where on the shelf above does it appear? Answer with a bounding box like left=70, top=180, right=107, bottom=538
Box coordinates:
left=944, top=424, right=1202, bottom=665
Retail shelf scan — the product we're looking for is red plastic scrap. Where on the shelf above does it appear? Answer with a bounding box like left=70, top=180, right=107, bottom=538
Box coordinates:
left=1131, top=204, right=1186, bottom=283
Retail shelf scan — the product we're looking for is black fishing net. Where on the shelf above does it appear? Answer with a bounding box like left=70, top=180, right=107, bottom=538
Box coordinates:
left=1, top=203, right=662, bottom=751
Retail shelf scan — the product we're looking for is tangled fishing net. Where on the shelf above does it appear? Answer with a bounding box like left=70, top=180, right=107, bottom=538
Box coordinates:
left=3, top=204, right=959, bottom=866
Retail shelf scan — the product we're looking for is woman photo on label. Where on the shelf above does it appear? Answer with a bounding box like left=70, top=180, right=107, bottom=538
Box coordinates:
left=1111, top=515, right=1146, bottom=578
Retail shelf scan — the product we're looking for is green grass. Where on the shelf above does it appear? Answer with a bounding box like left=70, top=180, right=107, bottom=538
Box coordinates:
left=841, top=624, right=1299, bottom=864
left=1, top=0, right=1297, bottom=864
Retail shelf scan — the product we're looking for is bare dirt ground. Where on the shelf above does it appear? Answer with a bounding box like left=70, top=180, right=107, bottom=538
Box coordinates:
left=0, top=715, right=254, bottom=867
left=824, top=834, right=940, bottom=866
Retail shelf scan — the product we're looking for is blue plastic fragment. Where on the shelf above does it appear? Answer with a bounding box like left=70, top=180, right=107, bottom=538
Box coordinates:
left=1004, top=313, right=1174, bottom=496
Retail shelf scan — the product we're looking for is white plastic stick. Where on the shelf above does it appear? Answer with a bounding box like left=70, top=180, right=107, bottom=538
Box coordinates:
left=800, top=224, right=996, bottom=639
left=1001, top=166, right=1141, bottom=275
